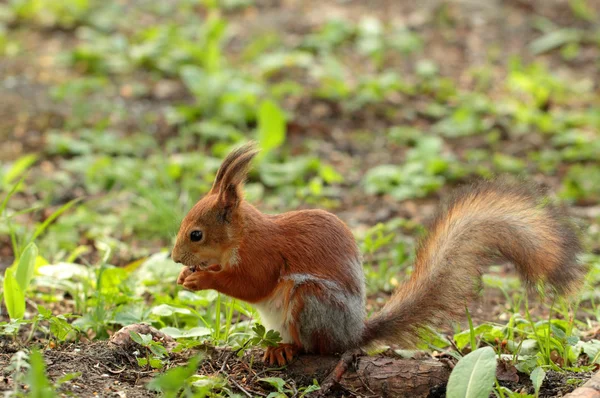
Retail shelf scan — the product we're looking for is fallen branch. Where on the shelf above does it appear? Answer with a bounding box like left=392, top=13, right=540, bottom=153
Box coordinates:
left=286, top=354, right=450, bottom=397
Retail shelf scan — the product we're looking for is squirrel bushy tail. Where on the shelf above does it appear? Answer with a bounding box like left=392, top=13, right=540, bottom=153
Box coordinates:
left=361, top=179, right=586, bottom=348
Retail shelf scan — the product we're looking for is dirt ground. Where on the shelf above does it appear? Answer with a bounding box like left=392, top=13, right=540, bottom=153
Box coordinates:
left=1, top=0, right=600, bottom=397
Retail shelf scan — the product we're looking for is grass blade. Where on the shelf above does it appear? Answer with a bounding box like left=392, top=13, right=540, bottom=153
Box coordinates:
left=30, top=198, right=82, bottom=243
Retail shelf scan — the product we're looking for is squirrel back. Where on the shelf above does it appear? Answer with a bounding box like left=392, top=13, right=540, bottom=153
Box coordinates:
left=361, top=179, right=586, bottom=348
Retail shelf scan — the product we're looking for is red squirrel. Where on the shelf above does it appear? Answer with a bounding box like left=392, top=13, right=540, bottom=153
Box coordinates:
left=171, top=142, right=586, bottom=366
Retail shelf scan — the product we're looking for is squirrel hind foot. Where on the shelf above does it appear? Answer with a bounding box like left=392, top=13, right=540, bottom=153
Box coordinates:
left=263, top=343, right=299, bottom=367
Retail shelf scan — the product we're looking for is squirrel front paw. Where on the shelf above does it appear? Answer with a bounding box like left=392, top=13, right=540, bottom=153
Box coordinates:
left=177, top=267, right=194, bottom=285
left=181, top=269, right=216, bottom=291
left=263, top=343, right=299, bottom=366
left=177, top=264, right=222, bottom=287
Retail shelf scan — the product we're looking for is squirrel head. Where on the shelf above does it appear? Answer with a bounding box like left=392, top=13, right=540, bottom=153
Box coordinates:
left=171, top=142, right=259, bottom=270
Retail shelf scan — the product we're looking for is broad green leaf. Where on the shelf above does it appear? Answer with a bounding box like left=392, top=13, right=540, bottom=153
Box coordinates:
left=161, top=326, right=211, bottom=338
left=3, top=268, right=25, bottom=320
left=530, top=366, right=546, bottom=397
left=446, top=346, right=497, bottom=398
left=152, top=304, right=192, bottom=317
left=530, top=29, right=581, bottom=55
left=257, top=100, right=286, bottom=154
left=99, top=266, right=129, bottom=294
left=149, top=344, right=168, bottom=358
left=147, top=355, right=202, bottom=395
left=515, top=356, right=539, bottom=374
left=454, top=324, right=494, bottom=350
left=129, top=331, right=144, bottom=345
left=149, top=357, right=164, bottom=369
left=37, top=262, right=93, bottom=280
left=188, top=374, right=227, bottom=391
left=15, top=243, right=38, bottom=293
left=578, top=340, right=600, bottom=363
left=260, top=377, right=287, bottom=391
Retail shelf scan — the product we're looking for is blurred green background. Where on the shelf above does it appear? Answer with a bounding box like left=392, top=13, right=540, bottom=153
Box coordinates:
left=1, top=0, right=598, bottom=269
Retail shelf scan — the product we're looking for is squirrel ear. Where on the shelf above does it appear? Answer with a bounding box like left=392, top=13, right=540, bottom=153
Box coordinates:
left=213, top=142, right=259, bottom=222
left=217, top=183, right=242, bottom=222
left=210, top=141, right=259, bottom=194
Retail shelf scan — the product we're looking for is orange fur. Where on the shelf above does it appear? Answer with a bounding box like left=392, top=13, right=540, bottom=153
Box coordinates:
left=172, top=142, right=587, bottom=364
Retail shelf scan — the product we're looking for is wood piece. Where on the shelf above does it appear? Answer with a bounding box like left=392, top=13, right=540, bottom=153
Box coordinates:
left=565, top=370, right=600, bottom=398
left=286, top=354, right=450, bottom=397
left=109, top=324, right=177, bottom=351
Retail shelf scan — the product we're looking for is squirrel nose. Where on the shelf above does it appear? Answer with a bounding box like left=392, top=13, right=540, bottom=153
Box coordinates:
left=170, top=250, right=182, bottom=264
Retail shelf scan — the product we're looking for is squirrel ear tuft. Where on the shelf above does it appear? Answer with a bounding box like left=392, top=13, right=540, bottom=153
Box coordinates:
left=212, top=142, right=259, bottom=221
left=211, top=141, right=259, bottom=194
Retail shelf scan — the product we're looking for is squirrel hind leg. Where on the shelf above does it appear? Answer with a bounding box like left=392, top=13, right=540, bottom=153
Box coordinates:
left=291, top=281, right=366, bottom=354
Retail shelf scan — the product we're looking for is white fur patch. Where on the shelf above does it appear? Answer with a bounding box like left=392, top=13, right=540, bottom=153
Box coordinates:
left=228, top=247, right=240, bottom=266
left=253, top=289, right=294, bottom=343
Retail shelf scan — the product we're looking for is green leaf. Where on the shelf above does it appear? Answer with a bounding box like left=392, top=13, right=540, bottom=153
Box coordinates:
left=31, top=198, right=81, bottom=242
left=188, top=374, right=227, bottom=395
left=26, top=349, right=55, bottom=398
left=160, top=326, right=211, bottom=338
left=56, top=372, right=81, bottom=386
left=578, top=340, right=600, bottom=363
left=3, top=154, right=37, bottom=186
left=15, top=243, right=38, bottom=293
left=147, top=355, right=203, bottom=395
left=3, top=268, right=25, bottom=320
left=149, top=357, right=164, bottom=369
left=37, top=305, right=52, bottom=318
left=530, top=29, right=581, bottom=55
left=257, top=100, right=286, bottom=154
left=515, top=356, right=539, bottom=374
left=149, top=343, right=168, bottom=358
left=129, top=331, right=144, bottom=345
left=318, top=164, right=343, bottom=184
left=1, top=176, right=26, bottom=217
left=569, top=0, right=597, bottom=21
left=454, top=324, right=494, bottom=350
left=49, top=315, right=74, bottom=341
left=151, top=304, right=192, bottom=317
left=530, top=366, right=546, bottom=397
left=446, top=346, right=497, bottom=398
left=260, top=377, right=287, bottom=392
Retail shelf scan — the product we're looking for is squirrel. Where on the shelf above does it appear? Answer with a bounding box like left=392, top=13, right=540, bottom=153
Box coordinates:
left=171, top=142, right=586, bottom=366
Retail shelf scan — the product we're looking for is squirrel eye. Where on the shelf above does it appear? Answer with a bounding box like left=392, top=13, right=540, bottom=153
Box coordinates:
left=190, top=230, right=203, bottom=242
